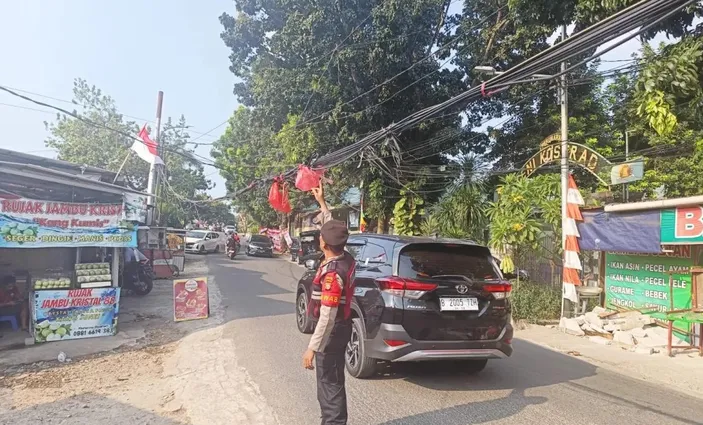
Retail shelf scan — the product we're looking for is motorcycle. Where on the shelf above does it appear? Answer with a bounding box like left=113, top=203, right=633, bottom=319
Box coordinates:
left=227, top=242, right=240, bottom=260
left=123, top=258, right=155, bottom=296
left=106, top=248, right=155, bottom=296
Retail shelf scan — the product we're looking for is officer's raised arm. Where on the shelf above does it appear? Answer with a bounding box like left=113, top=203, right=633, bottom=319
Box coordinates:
left=311, top=182, right=332, bottom=227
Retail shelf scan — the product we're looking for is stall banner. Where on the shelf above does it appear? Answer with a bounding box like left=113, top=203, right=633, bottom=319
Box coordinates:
left=661, top=206, right=703, bottom=244
left=282, top=230, right=293, bottom=247
left=123, top=193, right=148, bottom=223
left=32, top=287, right=120, bottom=343
left=173, top=277, right=209, bottom=322
left=610, top=160, right=644, bottom=185
left=348, top=210, right=360, bottom=229
left=0, top=198, right=136, bottom=248
left=605, top=248, right=692, bottom=338
left=261, top=228, right=282, bottom=252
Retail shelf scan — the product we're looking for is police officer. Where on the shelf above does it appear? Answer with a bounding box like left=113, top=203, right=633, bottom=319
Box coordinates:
left=302, top=182, right=356, bottom=425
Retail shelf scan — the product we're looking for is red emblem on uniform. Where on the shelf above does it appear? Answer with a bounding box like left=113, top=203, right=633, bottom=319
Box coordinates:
left=323, top=273, right=334, bottom=291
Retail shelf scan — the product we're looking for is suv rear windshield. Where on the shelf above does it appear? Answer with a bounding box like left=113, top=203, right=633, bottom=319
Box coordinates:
left=251, top=235, right=271, bottom=244
left=398, top=244, right=500, bottom=281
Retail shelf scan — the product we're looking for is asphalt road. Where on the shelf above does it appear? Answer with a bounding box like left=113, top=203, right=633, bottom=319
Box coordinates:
left=209, top=253, right=703, bottom=425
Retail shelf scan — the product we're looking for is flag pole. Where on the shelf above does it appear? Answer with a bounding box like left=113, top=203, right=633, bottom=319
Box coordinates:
left=113, top=151, right=131, bottom=184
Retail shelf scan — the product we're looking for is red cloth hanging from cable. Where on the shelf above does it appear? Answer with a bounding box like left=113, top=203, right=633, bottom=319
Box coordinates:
left=268, top=178, right=292, bottom=213
left=268, top=178, right=284, bottom=211
left=295, top=165, right=324, bottom=192
left=279, top=183, right=292, bottom=214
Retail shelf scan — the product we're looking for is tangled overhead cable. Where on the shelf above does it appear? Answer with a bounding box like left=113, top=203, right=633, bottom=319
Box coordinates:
left=232, top=0, right=696, bottom=197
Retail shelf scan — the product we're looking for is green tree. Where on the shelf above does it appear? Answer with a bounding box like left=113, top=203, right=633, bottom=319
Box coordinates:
left=45, top=78, right=149, bottom=189
left=392, top=186, right=425, bottom=236
left=211, top=106, right=283, bottom=228
left=487, top=173, right=560, bottom=273
left=45, top=78, right=211, bottom=227
left=422, top=183, right=487, bottom=240
left=451, top=0, right=702, bottom=197
left=216, top=0, right=469, bottom=227
left=622, top=38, right=703, bottom=198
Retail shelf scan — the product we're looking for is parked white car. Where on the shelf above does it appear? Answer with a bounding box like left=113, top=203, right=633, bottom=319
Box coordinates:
left=185, top=230, right=225, bottom=254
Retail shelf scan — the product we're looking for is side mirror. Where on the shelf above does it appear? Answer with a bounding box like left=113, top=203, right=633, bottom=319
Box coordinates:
left=305, top=259, right=317, bottom=270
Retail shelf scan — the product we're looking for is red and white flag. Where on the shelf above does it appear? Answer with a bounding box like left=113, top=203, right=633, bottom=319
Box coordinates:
left=131, top=124, right=164, bottom=165
left=562, top=174, right=584, bottom=304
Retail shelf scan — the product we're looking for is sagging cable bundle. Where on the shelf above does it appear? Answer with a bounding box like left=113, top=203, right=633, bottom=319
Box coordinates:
left=234, top=0, right=696, bottom=197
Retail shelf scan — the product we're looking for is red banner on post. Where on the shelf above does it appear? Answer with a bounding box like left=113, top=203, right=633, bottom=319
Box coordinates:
left=173, top=277, right=209, bottom=322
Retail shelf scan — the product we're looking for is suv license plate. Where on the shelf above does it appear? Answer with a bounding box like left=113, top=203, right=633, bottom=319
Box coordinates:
left=439, top=297, right=479, bottom=311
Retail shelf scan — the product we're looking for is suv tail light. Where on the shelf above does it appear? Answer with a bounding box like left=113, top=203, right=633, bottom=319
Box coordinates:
left=484, top=282, right=512, bottom=300
left=377, top=277, right=437, bottom=300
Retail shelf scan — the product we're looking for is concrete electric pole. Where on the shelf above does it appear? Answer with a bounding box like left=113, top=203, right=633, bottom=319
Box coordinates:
left=146, top=91, right=164, bottom=226
left=560, top=24, right=569, bottom=250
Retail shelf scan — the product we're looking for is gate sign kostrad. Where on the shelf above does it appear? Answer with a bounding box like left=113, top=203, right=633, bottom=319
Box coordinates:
left=523, top=141, right=612, bottom=184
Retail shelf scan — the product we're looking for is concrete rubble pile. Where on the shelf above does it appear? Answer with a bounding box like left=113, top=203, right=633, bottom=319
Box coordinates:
left=558, top=306, right=687, bottom=355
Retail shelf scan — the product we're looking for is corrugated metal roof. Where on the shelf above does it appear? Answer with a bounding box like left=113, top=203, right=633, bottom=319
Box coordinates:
left=0, top=148, right=119, bottom=181
left=0, top=161, right=147, bottom=197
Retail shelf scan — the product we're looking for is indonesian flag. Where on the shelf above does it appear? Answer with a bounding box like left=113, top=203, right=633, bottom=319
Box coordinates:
left=562, top=175, right=584, bottom=304
left=131, top=124, right=164, bottom=165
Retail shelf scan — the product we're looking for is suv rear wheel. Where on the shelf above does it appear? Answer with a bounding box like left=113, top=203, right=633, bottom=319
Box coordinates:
left=345, top=318, right=377, bottom=379
left=296, top=291, right=314, bottom=333
left=461, top=359, right=488, bottom=375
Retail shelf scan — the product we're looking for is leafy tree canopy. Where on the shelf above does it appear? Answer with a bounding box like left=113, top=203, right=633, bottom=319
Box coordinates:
left=45, top=78, right=214, bottom=228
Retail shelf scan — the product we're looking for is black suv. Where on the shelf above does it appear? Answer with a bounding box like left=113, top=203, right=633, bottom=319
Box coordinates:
left=295, top=235, right=513, bottom=378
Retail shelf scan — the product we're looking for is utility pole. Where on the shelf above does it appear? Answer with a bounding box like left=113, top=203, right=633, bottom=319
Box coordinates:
left=559, top=25, right=569, bottom=318
left=146, top=91, right=164, bottom=226
left=624, top=130, right=631, bottom=202
left=560, top=24, right=569, bottom=248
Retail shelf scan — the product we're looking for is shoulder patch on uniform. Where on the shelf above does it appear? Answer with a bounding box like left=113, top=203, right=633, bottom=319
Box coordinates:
left=323, top=273, right=335, bottom=290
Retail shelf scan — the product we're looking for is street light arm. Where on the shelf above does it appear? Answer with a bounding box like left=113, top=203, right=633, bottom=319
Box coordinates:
left=474, top=66, right=553, bottom=79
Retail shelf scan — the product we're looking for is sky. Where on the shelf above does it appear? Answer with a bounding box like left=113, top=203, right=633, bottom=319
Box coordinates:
left=0, top=0, right=238, bottom=197
left=0, top=2, right=672, bottom=199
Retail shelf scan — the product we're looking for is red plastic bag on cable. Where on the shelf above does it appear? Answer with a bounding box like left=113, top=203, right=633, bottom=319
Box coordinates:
left=295, top=165, right=324, bottom=192
left=268, top=179, right=283, bottom=211
left=279, top=183, right=292, bottom=214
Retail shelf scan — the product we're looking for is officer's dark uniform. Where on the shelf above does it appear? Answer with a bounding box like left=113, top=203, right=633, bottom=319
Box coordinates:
left=307, top=219, right=356, bottom=425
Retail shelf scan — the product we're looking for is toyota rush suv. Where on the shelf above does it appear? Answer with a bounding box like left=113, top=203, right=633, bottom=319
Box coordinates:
left=295, top=234, right=513, bottom=379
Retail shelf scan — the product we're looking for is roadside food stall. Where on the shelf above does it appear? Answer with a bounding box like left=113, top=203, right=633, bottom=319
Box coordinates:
left=0, top=159, right=144, bottom=344
left=577, top=196, right=703, bottom=353
left=139, top=226, right=181, bottom=279
left=167, top=228, right=186, bottom=275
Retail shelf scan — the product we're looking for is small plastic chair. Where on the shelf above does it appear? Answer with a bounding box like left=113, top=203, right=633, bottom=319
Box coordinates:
left=0, top=315, right=18, bottom=331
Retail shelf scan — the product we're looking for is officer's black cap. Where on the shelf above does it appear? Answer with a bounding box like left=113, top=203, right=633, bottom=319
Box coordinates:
left=320, top=220, right=349, bottom=247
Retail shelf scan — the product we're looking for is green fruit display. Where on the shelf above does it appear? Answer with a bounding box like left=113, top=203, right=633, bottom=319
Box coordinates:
left=0, top=221, right=38, bottom=242
left=34, top=277, right=72, bottom=290
left=74, top=263, right=110, bottom=283
left=34, top=322, right=72, bottom=343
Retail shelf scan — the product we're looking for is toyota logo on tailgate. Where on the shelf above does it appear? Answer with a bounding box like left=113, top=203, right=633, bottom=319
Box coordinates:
left=455, top=284, right=469, bottom=294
